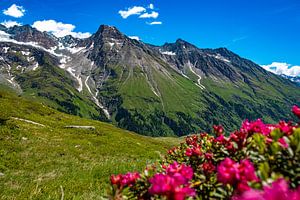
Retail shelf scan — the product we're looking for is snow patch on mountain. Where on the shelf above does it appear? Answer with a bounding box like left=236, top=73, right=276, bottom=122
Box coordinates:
left=209, top=54, right=231, bottom=63
left=160, top=50, right=176, bottom=56
left=66, top=67, right=82, bottom=92
left=180, top=71, right=190, bottom=79
left=59, top=56, right=72, bottom=68
left=84, top=76, right=111, bottom=119
left=67, top=46, right=86, bottom=54
left=85, top=76, right=92, bottom=94
left=2, top=47, right=10, bottom=53
left=21, top=51, right=30, bottom=56
left=32, top=62, right=39, bottom=71
left=188, top=62, right=205, bottom=90
left=0, top=32, right=63, bottom=57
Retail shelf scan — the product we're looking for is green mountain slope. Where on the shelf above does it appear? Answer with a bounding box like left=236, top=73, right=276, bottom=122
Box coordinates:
left=1, top=25, right=299, bottom=137
left=0, top=87, right=180, bottom=199
left=91, top=29, right=300, bottom=136
left=0, top=41, right=107, bottom=122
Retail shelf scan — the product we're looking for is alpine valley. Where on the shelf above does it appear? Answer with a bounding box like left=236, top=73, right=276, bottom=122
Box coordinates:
left=1, top=24, right=299, bottom=136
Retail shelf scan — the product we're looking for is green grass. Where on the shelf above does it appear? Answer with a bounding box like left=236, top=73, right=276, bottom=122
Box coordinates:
left=152, top=68, right=204, bottom=115
left=0, top=87, right=181, bottom=199
left=119, top=67, right=162, bottom=110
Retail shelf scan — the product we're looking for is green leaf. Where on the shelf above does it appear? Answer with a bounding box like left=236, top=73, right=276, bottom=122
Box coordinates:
left=270, top=128, right=284, bottom=141
left=258, top=162, right=270, bottom=181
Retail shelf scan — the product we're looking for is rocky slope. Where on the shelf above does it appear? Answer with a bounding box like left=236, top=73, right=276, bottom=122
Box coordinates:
left=0, top=24, right=299, bottom=136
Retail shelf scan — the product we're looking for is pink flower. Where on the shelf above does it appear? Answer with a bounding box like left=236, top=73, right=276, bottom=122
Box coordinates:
left=149, top=162, right=195, bottom=200
left=237, top=182, right=251, bottom=193
left=110, top=172, right=140, bottom=188
left=110, top=174, right=122, bottom=185
left=215, top=134, right=227, bottom=144
left=238, top=160, right=259, bottom=183
left=229, top=131, right=247, bottom=149
left=217, top=158, right=259, bottom=193
left=185, top=135, right=199, bottom=146
left=278, top=138, right=288, bottom=148
left=232, top=189, right=264, bottom=200
left=204, top=153, right=213, bottom=160
left=149, top=174, right=173, bottom=195
left=226, top=142, right=235, bottom=152
left=292, top=105, right=300, bottom=118
left=265, top=137, right=273, bottom=144
left=241, top=119, right=271, bottom=135
left=185, top=146, right=202, bottom=157
left=121, top=172, right=140, bottom=186
left=217, top=158, right=240, bottom=185
left=149, top=174, right=195, bottom=200
left=290, top=187, right=300, bottom=200
left=199, top=132, right=208, bottom=138
left=263, top=178, right=289, bottom=200
left=202, top=162, right=216, bottom=174
left=166, top=162, right=194, bottom=181
left=173, top=187, right=196, bottom=200
left=185, top=148, right=193, bottom=157
left=213, top=125, right=224, bottom=136
left=277, top=121, right=294, bottom=136
left=234, top=178, right=300, bottom=200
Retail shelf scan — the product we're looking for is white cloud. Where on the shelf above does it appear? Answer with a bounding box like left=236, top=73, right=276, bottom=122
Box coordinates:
left=148, top=21, right=162, bottom=25
left=1, top=20, right=22, bottom=28
left=118, top=6, right=146, bottom=19
left=261, top=62, right=300, bottom=77
left=70, top=32, right=91, bottom=39
left=139, top=11, right=159, bottom=19
left=3, top=4, right=25, bottom=18
left=32, top=20, right=91, bottom=39
left=128, top=36, right=140, bottom=41
left=149, top=4, right=154, bottom=10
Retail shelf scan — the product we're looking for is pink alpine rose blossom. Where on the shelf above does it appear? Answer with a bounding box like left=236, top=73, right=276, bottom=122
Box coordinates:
left=292, top=105, right=300, bottom=118
left=278, top=138, right=289, bottom=148
left=234, top=178, right=300, bottom=200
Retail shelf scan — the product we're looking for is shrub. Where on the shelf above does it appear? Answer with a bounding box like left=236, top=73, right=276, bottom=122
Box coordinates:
left=109, top=105, right=300, bottom=199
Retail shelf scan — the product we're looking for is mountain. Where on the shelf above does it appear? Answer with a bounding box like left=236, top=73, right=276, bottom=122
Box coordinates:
left=281, top=74, right=300, bottom=86
left=0, top=24, right=299, bottom=136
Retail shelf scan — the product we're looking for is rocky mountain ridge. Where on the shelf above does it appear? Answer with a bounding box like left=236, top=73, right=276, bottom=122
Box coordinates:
left=0, top=24, right=299, bottom=136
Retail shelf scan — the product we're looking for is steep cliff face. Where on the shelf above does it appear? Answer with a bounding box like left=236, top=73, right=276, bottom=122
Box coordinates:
left=0, top=24, right=299, bottom=136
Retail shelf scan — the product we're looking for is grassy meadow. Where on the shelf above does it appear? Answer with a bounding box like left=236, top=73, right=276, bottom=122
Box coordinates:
left=0, top=87, right=181, bottom=199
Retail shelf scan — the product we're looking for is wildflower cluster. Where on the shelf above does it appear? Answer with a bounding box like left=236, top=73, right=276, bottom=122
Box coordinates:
left=109, top=105, right=300, bottom=199
left=233, top=178, right=300, bottom=200
left=217, top=158, right=259, bottom=193
left=110, top=172, right=140, bottom=188
left=148, top=162, right=195, bottom=200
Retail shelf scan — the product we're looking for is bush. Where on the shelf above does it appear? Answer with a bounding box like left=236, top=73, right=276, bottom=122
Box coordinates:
left=108, top=105, right=300, bottom=200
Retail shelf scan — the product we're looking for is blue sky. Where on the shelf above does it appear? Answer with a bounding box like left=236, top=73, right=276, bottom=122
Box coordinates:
left=0, top=0, right=299, bottom=75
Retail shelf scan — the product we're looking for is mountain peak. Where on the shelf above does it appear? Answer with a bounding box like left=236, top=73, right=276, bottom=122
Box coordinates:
left=97, top=25, right=118, bottom=32
left=94, top=25, right=124, bottom=40
left=161, top=38, right=198, bottom=53
left=174, top=38, right=198, bottom=49
left=213, top=47, right=236, bottom=57
left=175, top=38, right=188, bottom=44
left=4, top=24, right=58, bottom=48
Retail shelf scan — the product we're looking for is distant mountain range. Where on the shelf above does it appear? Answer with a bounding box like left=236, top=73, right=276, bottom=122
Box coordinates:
left=0, top=24, right=299, bottom=136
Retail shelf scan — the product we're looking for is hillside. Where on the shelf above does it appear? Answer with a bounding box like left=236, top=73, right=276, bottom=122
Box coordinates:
left=0, top=87, right=180, bottom=199
left=1, top=24, right=300, bottom=137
